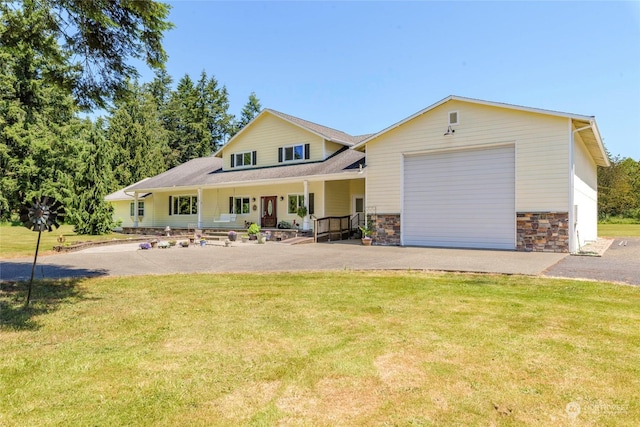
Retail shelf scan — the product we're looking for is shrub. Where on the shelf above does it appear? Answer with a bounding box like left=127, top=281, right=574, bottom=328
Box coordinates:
left=247, top=223, right=261, bottom=235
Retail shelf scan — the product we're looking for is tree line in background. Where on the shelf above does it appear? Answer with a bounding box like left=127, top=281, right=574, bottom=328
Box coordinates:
left=0, top=0, right=262, bottom=233
left=597, top=154, right=640, bottom=222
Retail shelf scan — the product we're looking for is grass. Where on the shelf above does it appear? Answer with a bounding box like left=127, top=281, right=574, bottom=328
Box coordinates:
left=598, top=223, right=640, bottom=237
left=0, top=223, right=130, bottom=259
left=1, top=272, right=638, bottom=426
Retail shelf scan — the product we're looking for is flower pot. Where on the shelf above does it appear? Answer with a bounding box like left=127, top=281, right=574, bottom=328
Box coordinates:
left=361, top=238, right=373, bottom=246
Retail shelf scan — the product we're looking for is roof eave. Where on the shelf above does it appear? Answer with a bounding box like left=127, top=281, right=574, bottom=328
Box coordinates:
left=353, top=95, right=600, bottom=150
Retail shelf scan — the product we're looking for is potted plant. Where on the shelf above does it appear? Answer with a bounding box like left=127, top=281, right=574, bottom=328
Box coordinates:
left=241, top=234, right=249, bottom=243
left=247, top=223, right=261, bottom=240
left=359, top=223, right=373, bottom=246
left=297, top=206, right=309, bottom=231
left=179, top=240, right=189, bottom=247
left=228, top=230, right=237, bottom=241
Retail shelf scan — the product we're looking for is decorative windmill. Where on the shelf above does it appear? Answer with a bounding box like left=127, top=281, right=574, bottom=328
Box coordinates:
left=19, top=196, right=65, bottom=306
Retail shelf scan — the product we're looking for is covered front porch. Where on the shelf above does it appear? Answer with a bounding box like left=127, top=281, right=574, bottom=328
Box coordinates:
left=123, top=177, right=366, bottom=236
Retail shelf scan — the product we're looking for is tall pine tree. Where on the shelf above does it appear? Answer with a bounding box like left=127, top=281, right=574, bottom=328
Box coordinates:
left=108, top=82, right=170, bottom=187
left=70, top=120, right=118, bottom=234
left=230, top=92, right=262, bottom=137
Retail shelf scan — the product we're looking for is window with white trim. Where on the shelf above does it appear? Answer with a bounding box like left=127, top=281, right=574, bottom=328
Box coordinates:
left=288, top=194, right=304, bottom=214
left=231, top=196, right=250, bottom=214
left=130, top=201, right=144, bottom=216
left=231, top=151, right=256, bottom=168
left=287, top=193, right=314, bottom=215
left=279, top=143, right=310, bottom=163
left=169, top=195, right=198, bottom=215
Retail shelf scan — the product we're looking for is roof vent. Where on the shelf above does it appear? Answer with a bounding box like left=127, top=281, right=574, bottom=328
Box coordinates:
left=448, top=111, right=459, bottom=126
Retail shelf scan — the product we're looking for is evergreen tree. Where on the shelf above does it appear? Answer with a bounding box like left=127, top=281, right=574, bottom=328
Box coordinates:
left=163, top=72, right=234, bottom=165
left=0, top=3, right=81, bottom=219
left=0, top=0, right=172, bottom=110
left=107, top=82, right=170, bottom=187
left=230, top=92, right=262, bottom=137
left=70, top=120, right=118, bottom=234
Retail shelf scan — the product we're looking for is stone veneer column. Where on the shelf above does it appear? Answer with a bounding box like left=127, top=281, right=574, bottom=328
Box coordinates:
left=516, top=212, right=569, bottom=253
left=369, top=214, right=401, bottom=246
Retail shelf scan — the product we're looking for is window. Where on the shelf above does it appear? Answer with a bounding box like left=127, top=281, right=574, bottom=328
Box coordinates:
left=448, top=111, right=459, bottom=125
left=231, top=151, right=256, bottom=168
left=279, top=143, right=310, bottom=163
left=169, top=195, right=198, bottom=215
left=288, top=194, right=304, bottom=214
left=230, top=196, right=250, bottom=214
left=288, top=193, right=314, bottom=215
left=130, top=201, right=144, bottom=216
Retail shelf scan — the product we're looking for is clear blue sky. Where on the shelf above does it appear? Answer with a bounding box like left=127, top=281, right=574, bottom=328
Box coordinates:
left=141, top=1, right=640, bottom=160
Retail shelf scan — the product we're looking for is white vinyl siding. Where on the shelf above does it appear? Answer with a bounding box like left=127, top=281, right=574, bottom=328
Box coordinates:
left=324, top=180, right=351, bottom=216
left=403, top=145, right=515, bottom=249
left=222, top=113, right=323, bottom=170
left=573, top=131, right=598, bottom=243
left=365, top=100, right=569, bottom=214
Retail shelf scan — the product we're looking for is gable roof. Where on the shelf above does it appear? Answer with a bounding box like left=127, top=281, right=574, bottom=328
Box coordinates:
left=353, top=95, right=609, bottom=167
left=105, top=179, right=152, bottom=201
left=125, top=149, right=365, bottom=192
left=215, top=109, right=368, bottom=157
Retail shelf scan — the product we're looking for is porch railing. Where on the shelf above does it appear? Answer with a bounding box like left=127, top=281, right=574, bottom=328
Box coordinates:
left=314, top=214, right=363, bottom=242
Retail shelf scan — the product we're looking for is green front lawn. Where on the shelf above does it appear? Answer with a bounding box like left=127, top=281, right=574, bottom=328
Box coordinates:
left=599, top=223, right=640, bottom=237
left=0, top=223, right=129, bottom=259
left=2, top=272, right=638, bottom=426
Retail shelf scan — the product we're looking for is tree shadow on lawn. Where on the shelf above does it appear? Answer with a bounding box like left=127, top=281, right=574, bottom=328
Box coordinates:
left=0, top=264, right=108, bottom=331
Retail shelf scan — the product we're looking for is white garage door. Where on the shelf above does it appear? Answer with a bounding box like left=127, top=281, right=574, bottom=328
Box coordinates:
left=403, top=145, right=515, bottom=249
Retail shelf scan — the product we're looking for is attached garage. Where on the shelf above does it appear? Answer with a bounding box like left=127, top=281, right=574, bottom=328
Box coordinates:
left=402, top=145, right=516, bottom=249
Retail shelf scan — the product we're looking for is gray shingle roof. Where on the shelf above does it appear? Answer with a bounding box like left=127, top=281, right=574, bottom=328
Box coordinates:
left=126, top=149, right=365, bottom=192
left=265, top=109, right=365, bottom=145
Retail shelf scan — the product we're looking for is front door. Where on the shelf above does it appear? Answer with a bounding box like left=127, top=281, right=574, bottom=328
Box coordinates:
left=353, top=195, right=365, bottom=228
left=261, top=196, right=277, bottom=228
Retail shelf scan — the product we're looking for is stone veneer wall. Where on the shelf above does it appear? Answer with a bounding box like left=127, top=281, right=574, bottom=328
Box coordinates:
left=370, top=214, right=401, bottom=246
left=121, top=227, right=300, bottom=241
left=516, top=212, right=569, bottom=253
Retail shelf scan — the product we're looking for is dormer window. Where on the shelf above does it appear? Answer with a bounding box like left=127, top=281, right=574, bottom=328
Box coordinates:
left=231, top=151, right=257, bottom=168
left=279, top=143, right=310, bottom=163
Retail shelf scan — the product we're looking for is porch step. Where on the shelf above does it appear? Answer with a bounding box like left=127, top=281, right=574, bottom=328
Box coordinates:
left=280, top=236, right=315, bottom=245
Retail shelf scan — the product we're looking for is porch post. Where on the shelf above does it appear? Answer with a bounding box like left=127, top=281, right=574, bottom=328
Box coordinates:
left=133, top=192, right=139, bottom=228
left=197, top=188, right=203, bottom=229
left=303, top=180, right=310, bottom=231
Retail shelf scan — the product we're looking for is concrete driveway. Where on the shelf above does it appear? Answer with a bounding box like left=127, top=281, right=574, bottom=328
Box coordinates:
left=1, top=241, right=567, bottom=282
left=544, top=238, right=640, bottom=286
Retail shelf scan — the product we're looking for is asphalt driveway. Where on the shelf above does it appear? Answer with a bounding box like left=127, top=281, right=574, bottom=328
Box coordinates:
left=1, top=241, right=567, bottom=282
left=544, top=238, right=640, bottom=285
left=1, top=239, right=637, bottom=285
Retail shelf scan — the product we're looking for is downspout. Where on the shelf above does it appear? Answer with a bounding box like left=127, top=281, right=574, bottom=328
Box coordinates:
left=570, top=122, right=593, bottom=253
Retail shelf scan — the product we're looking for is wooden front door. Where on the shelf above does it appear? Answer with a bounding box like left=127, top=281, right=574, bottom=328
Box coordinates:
left=261, top=196, right=277, bottom=228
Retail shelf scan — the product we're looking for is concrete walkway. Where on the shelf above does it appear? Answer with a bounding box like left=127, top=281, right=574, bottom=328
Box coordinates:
left=1, top=240, right=567, bottom=282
